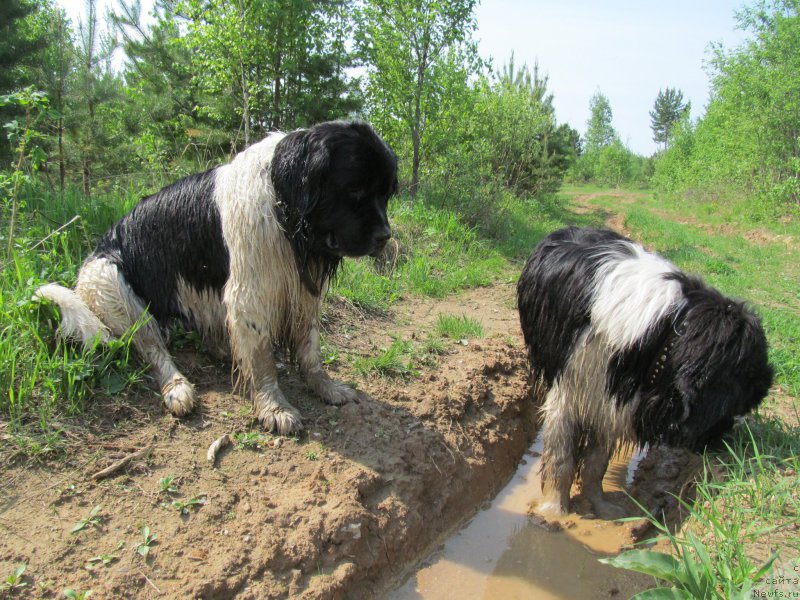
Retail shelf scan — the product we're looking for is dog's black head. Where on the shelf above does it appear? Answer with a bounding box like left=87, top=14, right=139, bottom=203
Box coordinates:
left=636, top=274, right=773, bottom=450
left=271, top=120, right=398, bottom=294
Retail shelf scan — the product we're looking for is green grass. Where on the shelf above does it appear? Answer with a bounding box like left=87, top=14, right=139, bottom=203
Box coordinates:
left=0, top=185, right=150, bottom=453
left=435, top=313, right=485, bottom=340
left=352, top=338, right=417, bottom=378
left=603, top=417, right=799, bottom=599
left=331, top=196, right=508, bottom=309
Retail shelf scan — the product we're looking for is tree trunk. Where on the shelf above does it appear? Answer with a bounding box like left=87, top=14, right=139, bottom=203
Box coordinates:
left=410, top=54, right=426, bottom=197
left=58, top=115, right=65, bottom=191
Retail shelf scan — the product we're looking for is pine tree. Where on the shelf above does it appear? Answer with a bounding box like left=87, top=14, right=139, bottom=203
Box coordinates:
left=650, top=87, right=689, bottom=150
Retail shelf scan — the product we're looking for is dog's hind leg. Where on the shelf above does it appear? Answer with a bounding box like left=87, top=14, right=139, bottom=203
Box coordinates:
left=76, top=258, right=196, bottom=416
left=538, top=385, right=578, bottom=516
left=579, top=430, right=626, bottom=519
left=296, top=324, right=358, bottom=406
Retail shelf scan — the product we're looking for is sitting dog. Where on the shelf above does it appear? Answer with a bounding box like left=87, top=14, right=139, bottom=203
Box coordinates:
left=36, top=120, right=398, bottom=434
left=517, top=226, right=772, bottom=518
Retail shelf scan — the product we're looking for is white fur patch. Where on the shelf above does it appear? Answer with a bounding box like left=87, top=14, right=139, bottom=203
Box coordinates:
left=590, top=241, right=683, bottom=352
left=214, top=133, right=320, bottom=386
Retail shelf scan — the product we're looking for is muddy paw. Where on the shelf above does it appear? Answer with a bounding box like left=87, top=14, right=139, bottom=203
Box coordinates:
left=321, top=381, right=358, bottom=406
left=536, top=499, right=568, bottom=518
left=162, top=374, right=196, bottom=416
left=591, top=499, right=627, bottom=520
left=256, top=397, right=303, bottom=435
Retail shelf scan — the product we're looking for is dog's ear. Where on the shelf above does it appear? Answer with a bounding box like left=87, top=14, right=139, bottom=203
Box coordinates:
left=271, top=129, right=331, bottom=220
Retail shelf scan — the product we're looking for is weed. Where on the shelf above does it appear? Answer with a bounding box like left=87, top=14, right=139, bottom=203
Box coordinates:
left=157, top=475, right=178, bottom=495
left=85, top=554, right=118, bottom=568
left=70, top=505, right=102, bottom=534
left=2, top=563, right=27, bottom=592
left=171, top=496, right=208, bottom=515
left=435, top=313, right=485, bottom=341
left=602, top=418, right=799, bottom=598
left=232, top=431, right=271, bottom=450
left=422, top=334, right=447, bottom=356
left=63, top=589, right=92, bottom=599
left=352, top=338, right=418, bottom=378
left=136, top=526, right=157, bottom=559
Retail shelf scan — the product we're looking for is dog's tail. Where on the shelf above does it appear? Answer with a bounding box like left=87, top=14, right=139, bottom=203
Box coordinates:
left=33, top=283, right=112, bottom=346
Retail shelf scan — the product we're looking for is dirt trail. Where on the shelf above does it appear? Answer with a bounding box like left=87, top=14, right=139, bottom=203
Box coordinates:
left=0, top=249, right=707, bottom=599
left=0, top=283, right=538, bottom=599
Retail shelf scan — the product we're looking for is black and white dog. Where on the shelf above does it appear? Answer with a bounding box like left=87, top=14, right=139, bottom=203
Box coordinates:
left=517, top=226, right=773, bottom=518
left=36, top=121, right=397, bottom=434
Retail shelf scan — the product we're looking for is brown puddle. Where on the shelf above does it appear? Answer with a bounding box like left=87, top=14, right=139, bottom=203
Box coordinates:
left=386, top=436, right=653, bottom=600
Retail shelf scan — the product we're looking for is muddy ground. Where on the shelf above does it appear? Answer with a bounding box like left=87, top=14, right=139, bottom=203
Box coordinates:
left=0, top=283, right=700, bottom=599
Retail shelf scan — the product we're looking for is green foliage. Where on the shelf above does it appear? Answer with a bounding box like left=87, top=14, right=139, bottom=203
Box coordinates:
left=0, top=0, right=49, bottom=93
left=602, top=419, right=796, bottom=600
left=2, top=563, right=27, bottom=592
left=356, top=0, right=479, bottom=194
left=649, top=87, right=690, bottom=150
left=435, top=313, right=485, bottom=340
left=569, top=91, right=646, bottom=187
left=136, top=525, right=157, bottom=558
left=584, top=90, right=616, bottom=153
left=654, top=0, right=800, bottom=211
left=70, top=505, right=102, bottom=533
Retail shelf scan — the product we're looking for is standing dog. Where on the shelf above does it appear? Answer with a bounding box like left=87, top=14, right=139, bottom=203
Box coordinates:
left=36, top=121, right=397, bottom=434
left=517, top=227, right=772, bottom=518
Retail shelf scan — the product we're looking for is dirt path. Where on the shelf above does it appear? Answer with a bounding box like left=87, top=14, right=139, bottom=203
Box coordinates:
left=0, top=284, right=538, bottom=599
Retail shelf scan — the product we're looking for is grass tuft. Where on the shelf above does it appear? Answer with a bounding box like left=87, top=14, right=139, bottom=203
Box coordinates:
left=435, top=313, right=485, bottom=340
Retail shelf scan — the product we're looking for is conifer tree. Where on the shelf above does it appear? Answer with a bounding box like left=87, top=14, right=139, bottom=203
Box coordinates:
left=649, top=87, right=689, bottom=150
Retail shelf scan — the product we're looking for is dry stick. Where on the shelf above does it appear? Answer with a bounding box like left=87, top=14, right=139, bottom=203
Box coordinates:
left=139, top=570, right=163, bottom=594
left=90, top=446, right=152, bottom=481
left=206, top=433, right=232, bottom=466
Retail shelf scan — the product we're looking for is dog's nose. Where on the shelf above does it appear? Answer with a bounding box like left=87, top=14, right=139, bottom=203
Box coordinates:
left=373, top=226, right=392, bottom=244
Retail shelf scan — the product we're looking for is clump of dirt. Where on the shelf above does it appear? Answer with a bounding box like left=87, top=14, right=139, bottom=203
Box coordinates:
left=0, top=284, right=536, bottom=599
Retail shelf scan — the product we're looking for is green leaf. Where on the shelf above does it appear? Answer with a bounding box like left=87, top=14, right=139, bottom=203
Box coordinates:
left=600, top=550, right=687, bottom=584
left=629, top=589, right=694, bottom=600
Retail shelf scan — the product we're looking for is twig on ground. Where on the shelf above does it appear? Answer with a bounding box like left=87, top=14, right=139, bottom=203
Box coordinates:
left=206, top=433, right=232, bottom=466
left=90, top=446, right=152, bottom=481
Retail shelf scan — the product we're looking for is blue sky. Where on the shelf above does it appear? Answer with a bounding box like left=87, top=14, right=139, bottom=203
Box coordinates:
left=475, top=0, right=750, bottom=155
left=57, top=0, right=751, bottom=156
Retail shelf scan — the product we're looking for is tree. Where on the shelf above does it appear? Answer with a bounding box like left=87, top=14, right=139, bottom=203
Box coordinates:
left=0, top=0, right=49, bottom=93
left=649, top=87, right=689, bottom=150
left=176, top=0, right=359, bottom=150
left=585, top=91, right=616, bottom=153
left=484, top=54, right=576, bottom=195
left=653, top=0, right=800, bottom=208
left=71, top=0, right=121, bottom=195
left=356, top=0, right=478, bottom=195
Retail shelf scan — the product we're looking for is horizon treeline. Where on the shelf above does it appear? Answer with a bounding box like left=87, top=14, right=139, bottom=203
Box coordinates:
left=2, top=0, right=799, bottom=224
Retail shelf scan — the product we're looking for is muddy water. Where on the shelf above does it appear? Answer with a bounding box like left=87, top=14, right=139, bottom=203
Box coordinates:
left=387, top=436, right=652, bottom=600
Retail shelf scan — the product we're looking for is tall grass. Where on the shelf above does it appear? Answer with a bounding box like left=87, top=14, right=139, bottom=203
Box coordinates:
left=331, top=195, right=508, bottom=309
left=602, top=418, right=799, bottom=599
left=1, top=185, right=148, bottom=453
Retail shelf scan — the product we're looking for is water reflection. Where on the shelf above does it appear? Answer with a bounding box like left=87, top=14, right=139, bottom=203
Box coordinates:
left=386, top=435, right=652, bottom=600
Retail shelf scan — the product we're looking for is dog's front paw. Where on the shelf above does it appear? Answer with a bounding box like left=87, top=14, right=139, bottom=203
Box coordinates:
left=536, top=499, right=568, bottom=518
left=320, top=381, right=359, bottom=406
left=162, top=374, right=196, bottom=417
left=589, top=497, right=627, bottom=520
left=255, top=392, right=304, bottom=435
